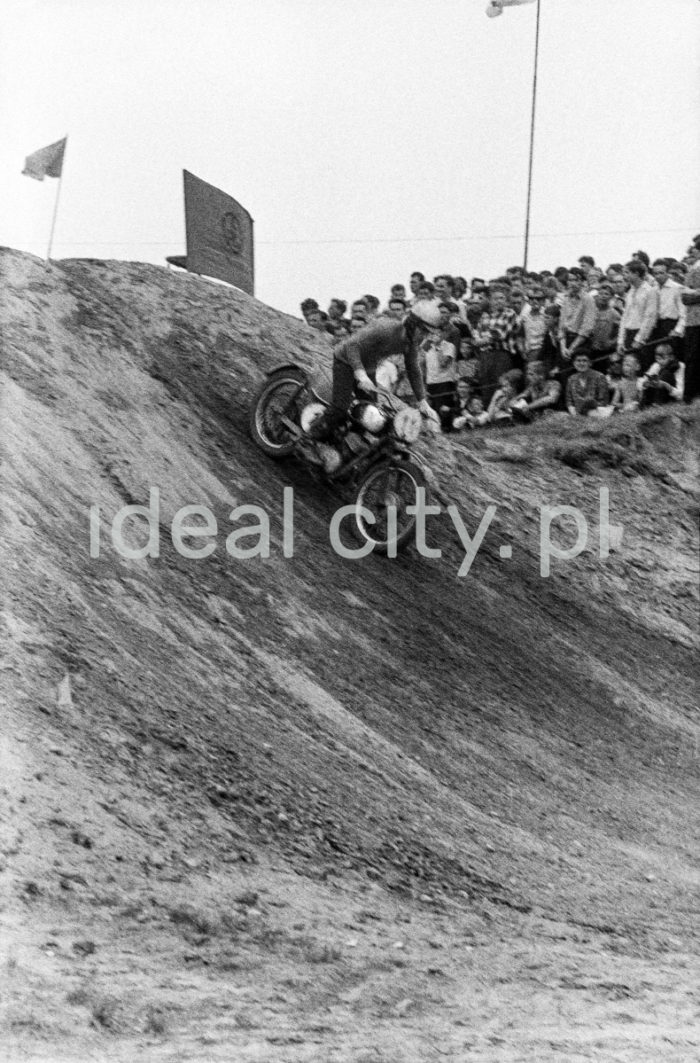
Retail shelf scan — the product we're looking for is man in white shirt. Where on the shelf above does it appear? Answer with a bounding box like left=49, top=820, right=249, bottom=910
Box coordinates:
left=617, top=260, right=659, bottom=371
left=650, top=260, right=686, bottom=348
left=521, top=287, right=548, bottom=362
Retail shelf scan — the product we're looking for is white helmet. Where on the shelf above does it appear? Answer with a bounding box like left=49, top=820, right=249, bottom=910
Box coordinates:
left=409, top=301, right=442, bottom=328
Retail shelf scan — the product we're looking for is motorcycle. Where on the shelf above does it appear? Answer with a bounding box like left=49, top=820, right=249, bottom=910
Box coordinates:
left=249, top=363, right=430, bottom=554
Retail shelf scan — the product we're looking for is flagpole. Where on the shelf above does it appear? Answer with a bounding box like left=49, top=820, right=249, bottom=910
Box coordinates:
left=46, top=158, right=66, bottom=264
left=523, top=0, right=541, bottom=270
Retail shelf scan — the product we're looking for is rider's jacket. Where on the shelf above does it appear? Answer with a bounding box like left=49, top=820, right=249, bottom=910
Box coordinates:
left=333, top=318, right=426, bottom=402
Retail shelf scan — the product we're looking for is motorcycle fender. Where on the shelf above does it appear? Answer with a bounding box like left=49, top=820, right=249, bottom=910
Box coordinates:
left=355, top=446, right=416, bottom=482
left=267, top=362, right=307, bottom=379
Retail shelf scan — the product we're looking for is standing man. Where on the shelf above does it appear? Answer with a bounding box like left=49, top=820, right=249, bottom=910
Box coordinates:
left=408, top=272, right=426, bottom=305
left=650, top=259, right=686, bottom=348
left=618, top=260, right=659, bottom=369
left=590, top=283, right=621, bottom=372
left=433, top=275, right=455, bottom=301
left=609, top=273, right=629, bottom=315
left=472, top=287, right=523, bottom=404
left=681, top=244, right=700, bottom=402
left=521, top=287, right=548, bottom=363
left=558, top=267, right=597, bottom=401
left=559, top=267, right=597, bottom=359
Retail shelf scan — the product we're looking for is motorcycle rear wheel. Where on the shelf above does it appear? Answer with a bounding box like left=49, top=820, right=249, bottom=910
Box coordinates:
left=250, top=368, right=308, bottom=458
left=351, top=458, right=427, bottom=555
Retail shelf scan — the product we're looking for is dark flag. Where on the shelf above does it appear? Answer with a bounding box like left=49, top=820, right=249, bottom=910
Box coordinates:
left=22, top=137, right=67, bottom=180
left=181, top=170, right=255, bottom=294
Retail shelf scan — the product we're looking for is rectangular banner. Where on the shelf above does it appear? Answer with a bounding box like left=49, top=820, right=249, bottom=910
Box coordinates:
left=183, top=170, right=254, bottom=295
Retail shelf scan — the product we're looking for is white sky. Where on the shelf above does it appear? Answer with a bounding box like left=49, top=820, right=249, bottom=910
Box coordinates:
left=1, top=0, right=699, bottom=316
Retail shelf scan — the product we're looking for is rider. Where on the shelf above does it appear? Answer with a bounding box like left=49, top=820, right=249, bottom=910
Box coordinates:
left=307, top=302, right=442, bottom=439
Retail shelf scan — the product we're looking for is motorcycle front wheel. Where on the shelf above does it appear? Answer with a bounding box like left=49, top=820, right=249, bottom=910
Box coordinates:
left=351, top=458, right=427, bottom=555
left=249, top=367, right=308, bottom=458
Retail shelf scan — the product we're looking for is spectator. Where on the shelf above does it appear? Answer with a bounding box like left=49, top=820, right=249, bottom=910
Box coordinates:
left=306, top=307, right=335, bottom=338
left=385, top=297, right=407, bottom=320
left=586, top=266, right=604, bottom=293
left=465, top=293, right=488, bottom=328
left=610, top=353, right=640, bottom=412
left=639, top=343, right=685, bottom=407
left=416, top=280, right=436, bottom=301
left=542, top=274, right=564, bottom=305
left=350, top=313, right=368, bottom=333
left=669, top=261, right=688, bottom=285
left=506, top=265, right=525, bottom=286
left=351, top=298, right=369, bottom=319
left=457, top=348, right=482, bottom=386
left=453, top=393, right=490, bottom=430
left=609, top=273, right=628, bottom=315
left=509, top=287, right=529, bottom=322
left=650, top=259, right=686, bottom=349
left=631, top=249, right=651, bottom=271
left=578, top=255, right=595, bottom=276
left=389, top=283, right=408, bottom=304
left=541, top=303, right=564, bottom=378
left=590, top=284, right=621, bottom=371
left=453, top=276, right=468, bottom=300
left=560, top=267, right=597, bottom=360
left=327, top=298, right=350, bottom=337
left=511, top=361, right=562, bottom=421
left=362, top=295, right=381, bottom=318
left=606, top=349, right=624, bottom=386
left=434, top=275, right=455, bottom=301
left=452, top=275, right=469, bottom=322
left=522, top=287, right=548, bottom=362
left=408, top=272, right=425, bottom=303
left=449, top=376, right=475, bottom=430
left=681, top=243, right=700, bottom=401
left=606, top=262, right=625, bottom=281
left=421, top=324, right=458, bottom=430
left=566, top=351, right=611, bottom=417
left=456, top=332, right=475, bottom=364
left=300, top=297, right=320, bottom=322
left=487, top=368, right=523, bottom=425
left=438, top=300, right=466, bottom=349
left=473, top=286, right=523, bottom=403
left=618, top=260, right=659, bottom=369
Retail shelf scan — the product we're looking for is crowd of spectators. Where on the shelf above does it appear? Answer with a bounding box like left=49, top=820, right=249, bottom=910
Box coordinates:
left=298, top=233, right=700, bottom=433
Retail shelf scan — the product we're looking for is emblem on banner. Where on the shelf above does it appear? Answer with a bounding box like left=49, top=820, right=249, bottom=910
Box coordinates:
left=221, top=212, right=245, bottom=255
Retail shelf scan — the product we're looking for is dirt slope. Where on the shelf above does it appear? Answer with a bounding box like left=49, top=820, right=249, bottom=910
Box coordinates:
left=1, top=247, right=699, bottom=1062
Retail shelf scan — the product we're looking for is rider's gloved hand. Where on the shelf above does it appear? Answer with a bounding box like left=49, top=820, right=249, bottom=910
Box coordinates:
left=354, top=369, right=375, bottom=393
left=418, top=398, right=441, bottom=434
left=418, top=398, right=440, bottom=425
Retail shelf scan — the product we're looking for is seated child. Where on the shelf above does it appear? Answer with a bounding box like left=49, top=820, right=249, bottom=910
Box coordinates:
left=639, top=343, right=685, bottom=407
left=486, top=369, right=524, bottom=425
left=447, top=376, right=472, bottom=431
left=606, top=349, right=623, bottom=384
left=511, top=361, right=562, bottom=420
left=453, top=393, right=490, bottom=430
left=610, top=353, right=640, bottom=412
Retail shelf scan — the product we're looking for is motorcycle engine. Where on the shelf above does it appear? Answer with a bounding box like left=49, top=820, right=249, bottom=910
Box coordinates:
left=300, top=401, right=327, bottom=434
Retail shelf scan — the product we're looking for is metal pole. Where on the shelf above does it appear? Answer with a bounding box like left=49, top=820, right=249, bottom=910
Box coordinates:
left=46, top=169, right=64, bottom=263
left=523, top=0, right=541, bottom=270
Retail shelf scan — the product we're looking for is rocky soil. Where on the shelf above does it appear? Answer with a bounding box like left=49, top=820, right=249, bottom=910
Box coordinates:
left=1, top=247, right=699, bottom=1061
